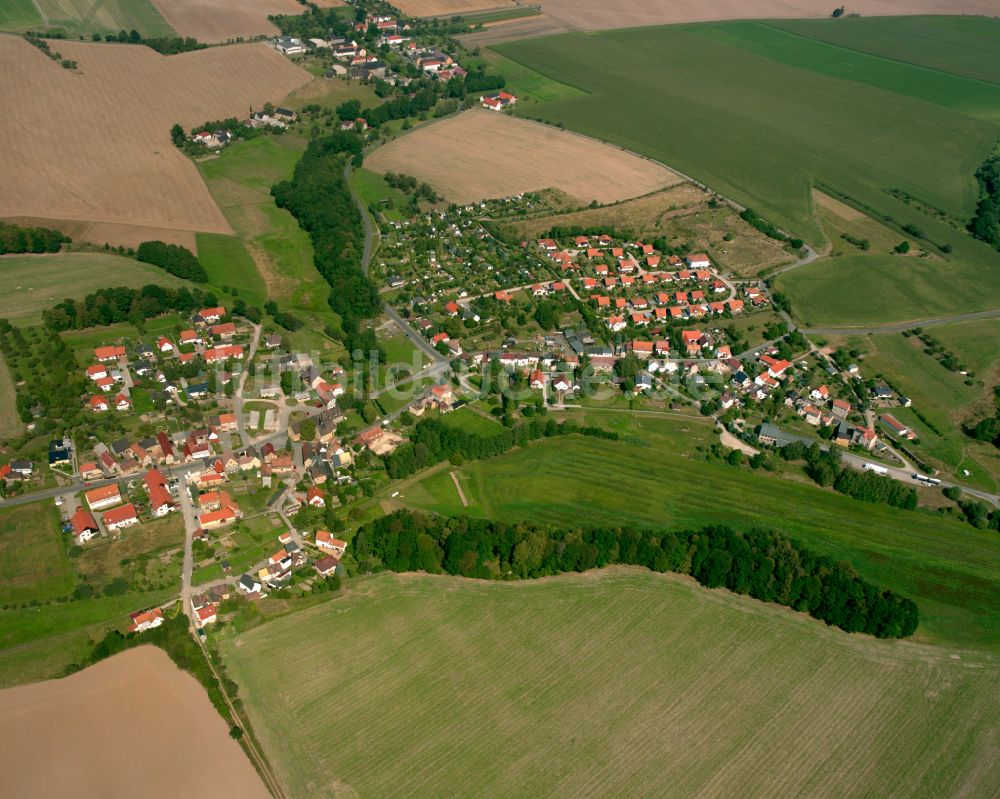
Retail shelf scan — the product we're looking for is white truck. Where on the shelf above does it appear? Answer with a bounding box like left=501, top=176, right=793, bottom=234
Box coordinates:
left=863, top=462, right=888, bottom=475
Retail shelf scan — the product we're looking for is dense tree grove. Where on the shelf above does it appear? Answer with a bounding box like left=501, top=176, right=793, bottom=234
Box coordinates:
left=136, top=240, right=208, bottom=282
left=271, top=131, right=380, bottom=339
left=385, top=416, right=619, bottom=479
left=42, top=284, right=219, bottom=331
left=969, top=155, right=1000, bottom=250
left=784, top=442, right=918, bottom=510
left=0, top=221, right=70, bottom=254
left=356, top=510, right=920, bottom=638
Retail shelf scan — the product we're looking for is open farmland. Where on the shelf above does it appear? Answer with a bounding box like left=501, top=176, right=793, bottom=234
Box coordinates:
left=0, top=37, right=309, bottom=248
left=0, top=646, right=270, bottom=799
left=0, top=252, right=189, bottom=325
left=393, top=0, right=515, bottom=17
left=1, top=0, right=174, bottom=36
left=366, top=110, right=682, bottom=205
left=148, top=0, right=304, bottom=42
left=496, top=19, right=1000, bottom=326
left=537, top=0, right=1000, bottom=31
left=380, top=415, right=1000, bottom=652
left=223, top=570, right=1000, bottom=799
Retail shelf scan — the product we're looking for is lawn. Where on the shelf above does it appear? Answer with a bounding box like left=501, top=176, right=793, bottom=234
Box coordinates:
left=75, top=513, right=185, bottom=590
left=496, top=18, right=1000, bottom=326
left=383, top=416, right=1000, bottom=651
left=0, top=252, right=189, bottom=325
left=0, top=0, right=43, bottom=31
left=221, top=570, right=1000, bottom=799
left=377, top=333, right=427, bottom=387
left=195, top=233, right=266, bottom=306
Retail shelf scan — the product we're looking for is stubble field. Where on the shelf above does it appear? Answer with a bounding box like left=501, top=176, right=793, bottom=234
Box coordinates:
left=0, top=37, right=309, bottom=246
left=148, top=0, right=305, bottom=42
left=366, top=109, right=683, bottom=205
left=537, top=0, right=1000, bottom=30
left=0, top=646, right=270, bottom=799
left=392, top=0, right=515, bottom=17
left=222, top=570, right=1000, bottom=799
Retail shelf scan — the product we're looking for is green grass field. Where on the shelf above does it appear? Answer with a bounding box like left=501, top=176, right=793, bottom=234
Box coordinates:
left=439, top=405, right=504, bottom=436
left=195, top=233, right=266, bottom=306
left=770, top=15, right=1000, bottom=87
left=22, top=0, right=175, bottom=37
left=380, top=412, right=1000, bottom=651
left=0, top=0, right=43, bottom=30
left=496, top=19, right=1000, bottom=326
left=0, top=501, right=75, bottom=605
left=199, top=136, right=344, bottom=329
left=0, top=499, right=179, bottom=686
left=0, top=352, right=22, bottom=439
left=221, top=570, right=1000, bottom=799
left=350, top=167, right=409, bottom=223
left=0, top=252, right=188, bottom=325
left=857, top=325, right=1000, bottom=490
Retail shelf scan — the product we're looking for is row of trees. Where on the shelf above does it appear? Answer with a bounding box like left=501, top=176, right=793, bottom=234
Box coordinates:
left=136, top=240, right=208, bottom=282
left=740, top=208, right=804, bottom=249
left=0, top=221, right=70, bottom=254
left=969, top=155, right=1000, bottom=250
left=271, top=130, right=379, bottom=339
left=355, top=510, right=920, bottom=639
left=385, top=415, right=619, bottom=479
left=42, top=284, right=220, bottom=332
left=783, top=441, right=918, bottom=510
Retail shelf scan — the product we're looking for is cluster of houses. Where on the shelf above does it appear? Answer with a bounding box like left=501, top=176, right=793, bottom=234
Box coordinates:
left=85, top=306, right=247, bottom=412
left=71, top=466, right=178, bottom=544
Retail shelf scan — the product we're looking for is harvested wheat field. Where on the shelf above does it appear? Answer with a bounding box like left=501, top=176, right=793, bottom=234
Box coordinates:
left=0, top=646, right=270, bottom=799
left=0, top=36, right=309, bottom=245
left=149, top=0, right=305, bottom=42
left=538, top=0, right=1000, bottom=30
left=367, top=110, right=682, bottom=205
left=393, top=0, right=515, bottom=17
left=222, top=570, right=1000, bottom=799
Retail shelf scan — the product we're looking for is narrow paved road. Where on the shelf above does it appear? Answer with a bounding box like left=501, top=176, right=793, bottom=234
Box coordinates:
left=233, top=322, right=262, bottom=448
left=346, top=162, right=447, bottom=367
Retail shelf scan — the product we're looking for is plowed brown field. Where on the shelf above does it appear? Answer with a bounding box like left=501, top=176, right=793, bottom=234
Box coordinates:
left=0, top=37, right=309, bottom=245
left=149, top=0, right=306, bottom=42
left=0, top=646, right=270, bottom=799
left=538, top=0, right=1000, bottom=30
left=393, top=0, right=515, bottom=17
left=366, top=110, right=682, bottom=205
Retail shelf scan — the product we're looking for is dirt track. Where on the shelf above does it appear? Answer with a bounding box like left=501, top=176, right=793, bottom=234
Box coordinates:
left=0, top=646, right=270, bottom=799
left=367, top=110, right=683, bottom=205
left=0, top=37, right=309, bottom=246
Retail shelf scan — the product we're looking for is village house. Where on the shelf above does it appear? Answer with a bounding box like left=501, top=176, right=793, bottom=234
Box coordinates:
left=128, top=607, right=164, bottom=633
left=70, top=508, right=99, bottom=544
left=103, top=503, right=139, bottom=531
left=315, top=530, right=347, bottom=557
left=86, top=484, right=121, bottom=511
